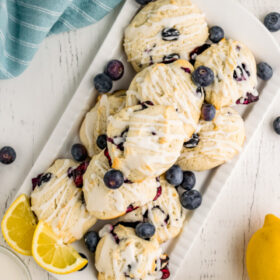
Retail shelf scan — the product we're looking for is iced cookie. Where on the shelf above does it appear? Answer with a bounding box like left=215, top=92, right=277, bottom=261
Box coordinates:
left=119, top=178, right=184, bottom=243
left=177, top=107, right=245, bottom=171
left=194, top=39, right=258, bottom=108
left=126, top=60, right=204, bottom=139
left=31, top=159, right=97, bottom=243
left=83, top=151, right=160, bottom=220
left=80, top=90, right=126, bottom=157
left=124, top=0, right=208, bottom=72
left=107, top=104, right=185, bottom=182
left=95, top=225, right=169, bottom=280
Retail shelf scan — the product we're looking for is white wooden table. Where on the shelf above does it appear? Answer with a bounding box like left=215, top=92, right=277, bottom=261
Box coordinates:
left=0, top=1, right=279, bottom=279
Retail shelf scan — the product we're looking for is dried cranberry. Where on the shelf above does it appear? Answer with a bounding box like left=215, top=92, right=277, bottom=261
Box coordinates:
left=161, top=267, right=170, bottom=279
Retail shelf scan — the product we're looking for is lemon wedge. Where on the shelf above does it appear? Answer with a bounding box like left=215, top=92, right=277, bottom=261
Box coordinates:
left=32, top=221, right=87, bottom=274
left=1, top=194, right=37, bottom=255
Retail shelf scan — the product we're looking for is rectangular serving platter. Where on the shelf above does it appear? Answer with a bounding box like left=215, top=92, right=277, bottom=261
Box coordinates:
left=14, top=0, right=280, bottom=279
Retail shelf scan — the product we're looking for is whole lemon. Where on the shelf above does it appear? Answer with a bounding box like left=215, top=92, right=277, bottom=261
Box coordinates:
left=246, top=214, right=280, bottom=280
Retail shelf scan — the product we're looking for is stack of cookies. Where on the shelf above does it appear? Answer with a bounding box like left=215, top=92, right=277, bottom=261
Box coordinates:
left=30, top=0, right=260, bottom=279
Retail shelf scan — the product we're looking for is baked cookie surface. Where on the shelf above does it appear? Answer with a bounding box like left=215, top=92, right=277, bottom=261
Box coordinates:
left=119, top=177, right=184, bottom=243
left=126, top=60, right=204, bottom=139
left=107, top=104, right=185, bottom=182
left=177, top=107, right=245, bottom=171
left=124, top=0, right=208, bottom=72
left=31, top=159, right=97, bottom=243
left=194, top=39, right=258, bottom=108
left=83, top=151, right=159, bottom=220
left=80, top=90, right=126, bottom=157
left=95, top=225, right=166, bottom=280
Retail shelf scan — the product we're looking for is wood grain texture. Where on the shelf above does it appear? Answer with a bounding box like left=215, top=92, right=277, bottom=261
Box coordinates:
left=0, top=1, right=279, bottom=279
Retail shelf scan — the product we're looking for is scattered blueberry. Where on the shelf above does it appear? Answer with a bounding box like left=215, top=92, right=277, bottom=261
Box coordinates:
left=103, top=169, right=124, bottom=189
left=32, top=173, right=52, bottom=190
left=162, top=53, right=180, bottom=64
left=71, top=144, right=88, bottom=162
left=84, top=231, right=100, bottom=253
left=0, top=146, right=16, bottom=164
left=68, top=161, right=89, bottom=188
left=96, top=134, right=107, bottom=150
left=264, top=12, right=280, bottom=32
left=180, top=171, right=196, bottom=191
left=161, top=28, right=180, bottom=41
left=273, top=117, right=280, bottom=135
left=165, top=165, right=183, bottom=186
left=104, top=60, right=124, bottom=81
left=183, top=133, right=200, bottom=148
left=201, top=104, right=216, bottom=121
left=135, top=222, right=155, bottom=239
left=257, top=62, right=273, bottom=81
left=135, top=0, right=153, bottom=4
left=78, top=253, right=88, bottom=271
left=209, top=26, right=224, bottom=43
left=94, top=73, right=112, bottom=93
left=192, top=66, right=214, bottom=87
left=189, top=44, right=211, bottom=65
left=180, top=190, right=202, bottom=210
left=236, top=92, right=259, bottom=105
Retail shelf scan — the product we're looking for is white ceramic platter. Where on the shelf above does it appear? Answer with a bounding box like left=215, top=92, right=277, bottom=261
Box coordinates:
left=13, top=0, right=280, bottom=279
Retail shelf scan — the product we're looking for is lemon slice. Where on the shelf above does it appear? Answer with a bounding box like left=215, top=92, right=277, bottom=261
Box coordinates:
left=32, top=221, right=87, bottom=274
left=1, top=194, right=37, bottom=255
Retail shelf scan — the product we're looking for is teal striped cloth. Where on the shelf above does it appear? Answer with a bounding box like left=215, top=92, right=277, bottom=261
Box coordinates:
left=0, top=0, right=123, bottom=79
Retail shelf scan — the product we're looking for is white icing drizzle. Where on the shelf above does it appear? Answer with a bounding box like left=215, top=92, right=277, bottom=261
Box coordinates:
left=124, top=0, right=208, bottom=70
left=95, top=226, right=163, bottom=280
left=126, top=60, right=203, bottom=138
left=107, top=105, right=185, bottom=181
left=31, top=160, right=96, bottom=242
left=180, top=107, right=245, bottom=164
left=195, top=39, right=258, bottom=107
left=83, top=152, right=158, bottom=218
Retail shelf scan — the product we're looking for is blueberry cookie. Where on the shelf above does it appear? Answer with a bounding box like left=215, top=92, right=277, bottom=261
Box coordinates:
left=177, top=107, right=245, bottom=171
left=31, top=159, right=97, bottom=243
left=124, top=0, right=208, bottom=72
left=80, top=90, right=126, bottom=156
left=95, top=225, right=169, bottom=280
left=107, top=104, right=185, bottom=182
left=119, top=178, right=184, bottom=243
left=126, top=60, right=204, bottom=139
left=194, top=39, right=258, bottom=108
left=83, top=151, right=159, bottom=220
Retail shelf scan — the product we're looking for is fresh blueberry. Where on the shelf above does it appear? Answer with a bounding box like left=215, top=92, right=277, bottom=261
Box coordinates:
left=180, top=171, right=196, bottom=191
left=94, top=73, right=112, bottom=93
left=183, top=133, right=200, bottom=148
left=104, top=60, right=124, bottom=81
left=78, top=253, right=88, bottom=271
left=104, top=169, right=124, bottom=189
left=180, top=190, right=202, bottom=210
left=96, top=134, right=107, bottom=150
left=0, top=146, right=16, bottom=165
left=84, top=231, right=100, bottom=253
left=135, top=222, right=155, bottom=239
left=162, top=53, right=180, bottom=64
left=135, top=0, right=153, bottom=5
left=273, top=117, right=280, bottom=135
left=209, top=26, right=224, bottom=43
left=264, top=12, right=280, bottom=32
left=165, top=165, right=183, bottom=186
left=71, top=144, right=88, bottom=162
left=161, top=28, right=180, bottom=41
left=257, top=62, right=273, bottom=81
left=192, top=66, right=214, bottom=87
left=201, top=104, right=216, bottom=121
